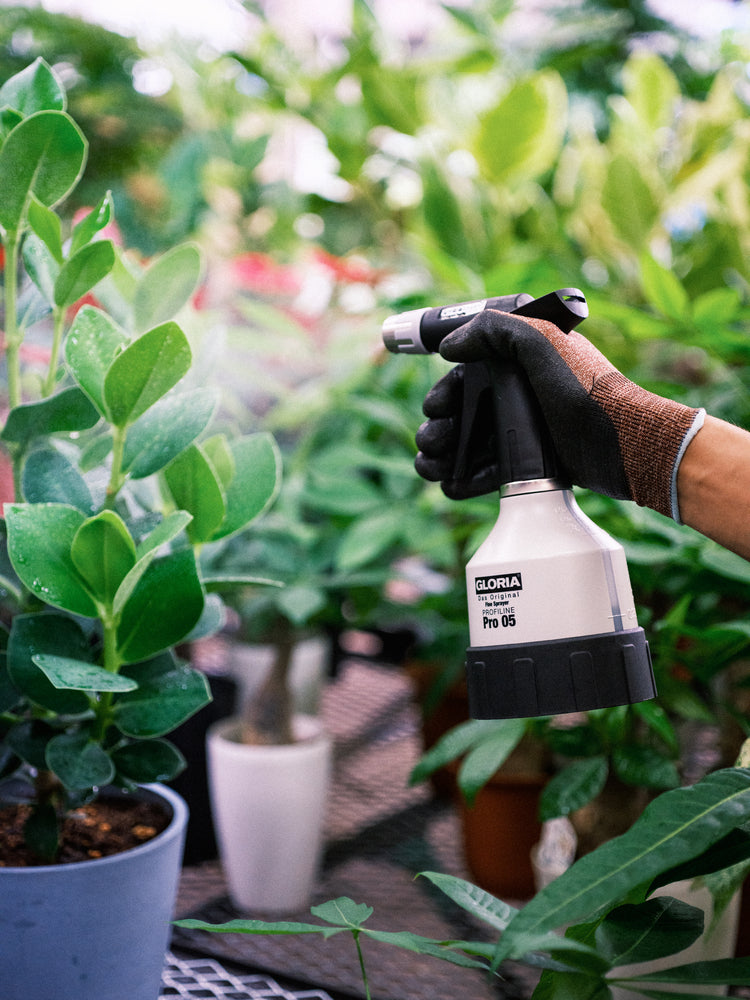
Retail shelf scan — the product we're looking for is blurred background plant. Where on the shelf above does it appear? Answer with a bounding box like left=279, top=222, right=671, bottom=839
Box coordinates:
left=3, top=0, right=750, bottom=846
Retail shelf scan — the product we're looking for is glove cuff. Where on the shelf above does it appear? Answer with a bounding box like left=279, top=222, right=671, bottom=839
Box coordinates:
left=592, top=373, right=704, bottom=519
left=670, top=408, right=705, bottom=523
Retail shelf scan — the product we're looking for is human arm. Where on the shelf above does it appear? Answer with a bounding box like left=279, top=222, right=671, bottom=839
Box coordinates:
left=676, top=415, right=750, bottom=560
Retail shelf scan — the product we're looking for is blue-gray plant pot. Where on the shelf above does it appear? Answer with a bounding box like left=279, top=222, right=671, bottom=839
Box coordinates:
left=0, top=783, right=187, bottom=1000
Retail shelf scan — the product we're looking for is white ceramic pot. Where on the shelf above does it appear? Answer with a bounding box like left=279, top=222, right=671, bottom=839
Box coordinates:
left=207, top=714, right=332, bottom=914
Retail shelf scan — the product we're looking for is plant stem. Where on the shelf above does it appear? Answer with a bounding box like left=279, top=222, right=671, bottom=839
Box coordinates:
left=4, top=233, right=22, bottom=410
left=106, top=425, right=127, bottom=508
left=42, top=306, right=65, bottom=397
left=353, top=932, right=371, bottom=1000
left=94, top=611, right=121, bottom=740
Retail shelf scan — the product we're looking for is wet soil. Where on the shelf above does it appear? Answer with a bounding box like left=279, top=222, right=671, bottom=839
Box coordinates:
left=0, top=795, right=170, bottom=867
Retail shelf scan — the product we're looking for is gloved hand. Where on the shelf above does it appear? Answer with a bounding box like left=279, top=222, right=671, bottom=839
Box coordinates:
left=415, top=310, right=705, bottom=521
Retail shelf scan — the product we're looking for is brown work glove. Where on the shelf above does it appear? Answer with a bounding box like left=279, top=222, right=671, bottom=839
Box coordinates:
left=415, top=310, right=705, bottom=521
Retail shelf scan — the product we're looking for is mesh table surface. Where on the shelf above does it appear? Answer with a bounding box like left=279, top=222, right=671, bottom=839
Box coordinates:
left=171, top=658, right=536, bottom=1000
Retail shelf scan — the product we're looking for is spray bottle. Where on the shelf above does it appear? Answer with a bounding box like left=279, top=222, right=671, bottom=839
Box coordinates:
left=382, top=289, right=656, bottom=720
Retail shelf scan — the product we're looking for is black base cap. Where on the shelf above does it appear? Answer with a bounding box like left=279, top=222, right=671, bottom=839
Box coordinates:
left=466, top=627, right=655, bottom=720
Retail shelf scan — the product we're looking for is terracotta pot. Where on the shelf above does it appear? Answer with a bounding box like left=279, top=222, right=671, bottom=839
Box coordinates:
left=459, top=768, right=547, bottom=900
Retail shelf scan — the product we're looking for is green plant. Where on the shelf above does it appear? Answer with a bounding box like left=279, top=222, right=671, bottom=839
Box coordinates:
left=0, top=58, right=281, bottom=860
left=179, top=751, right=750, bottom=998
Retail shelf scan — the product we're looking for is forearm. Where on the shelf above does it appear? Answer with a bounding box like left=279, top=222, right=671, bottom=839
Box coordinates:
left=676, top=414, right=750, bottom=561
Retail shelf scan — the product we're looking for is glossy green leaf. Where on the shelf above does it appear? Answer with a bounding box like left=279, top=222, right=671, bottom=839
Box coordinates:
left=136, top=511, right=193, bottom=559
left=312, top=897, right=373, bottom=927
left=54, top=239, right=116, bottom=308
left=494, top=769, right=750, bottom=965
left=211, top=433, right=282, bottom=540
left=1, top=387, right=100, bottom=447
left=419, top=872, right=519, bottom=933
left=0, top=58, right=65, bottom=116
left=627, top=956, right=750, bottom=986
left=0, top=110, right=86, bottom=236
left=103, top=322, right=192, bottom=428
left=71, top=511, right=136, bottom=608
left=27, top=197, right=63, bottom=261
left=22, top=230, right=60, bottom=304
left=112, top=738, right=186, bottom=783
left=70, top=191, right=113, bottom=254
left=64, top=305, right=129, bottom=417
left=123, top=387, right=219, bottom=479
left=595, top=897, right=703, bottom=966
left=133, top=242, right=203, bottom=332
left=33, top=654, right=138, bottom=693
left=163, top=443, right=226, bottom=544
left=21, top=447, right=94, bottom=513
left=539, top=757, right=609, bottom=822
left=7, top=612, right=90, bottom=714
left=116, top=547, right=204, bottom=663
left=46, top=729, right=115, bottom=791
left=5, top=503, right=97, bottom=617
left=115, top=654, right=211, bottom=737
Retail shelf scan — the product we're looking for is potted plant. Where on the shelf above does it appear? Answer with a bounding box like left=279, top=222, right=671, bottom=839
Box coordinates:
left=179, top=745, right=750, bottom=998
left=0, top=58, right=281, bottom=1000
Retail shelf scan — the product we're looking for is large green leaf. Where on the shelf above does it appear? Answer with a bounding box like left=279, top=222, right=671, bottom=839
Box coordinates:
left=5, top=503, right=97, bottom=617
left=33, top=655, right=138, bottom=693
left=46, top=729, right=115, bottom=791
left=21, top=447, right=94, bottom=513
left=103, top=322, right=192, bottom=428
left=115, top=654, right=211, bottom=737
left=639, top=254, right=689, bottom=321
left=71, top=511, right=136, bottom=608
left=7, top=612, right=90, bottom=714
left=0, top=58, right=65, bottom=116
left=162, top=443, right=226, bottom=544
left=1, top=387, right=100, bottom=447
left=116, top=547, right=204, bottom=663
left=123, top=387, right=219, bottom=479
left=595, top=897, right=703, bottom=967
left=133, top=242, right=203, bottom=332
left=211, top=433, right=282, bottom=540
left=54, top=239, right=116, bottom=309
left=0, top=110, right=86, bottom=236
left=64, top=305, right=129, bottom=417
left=112, top=738, right=186, bottom=783
left=494, top=768, right=750, bottom=965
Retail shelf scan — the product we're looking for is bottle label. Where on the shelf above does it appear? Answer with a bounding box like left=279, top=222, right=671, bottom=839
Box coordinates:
left=471, top=572, right=522, bottom=632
